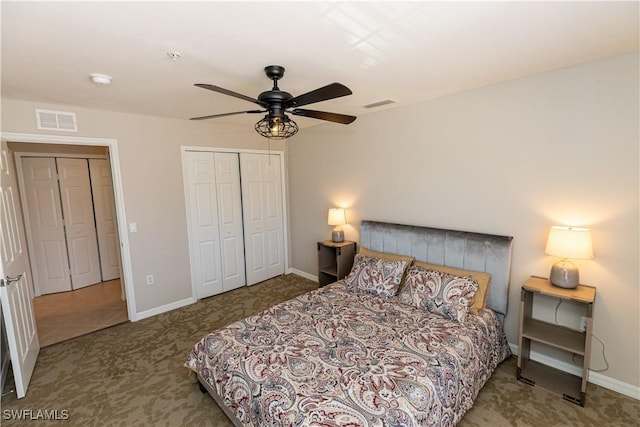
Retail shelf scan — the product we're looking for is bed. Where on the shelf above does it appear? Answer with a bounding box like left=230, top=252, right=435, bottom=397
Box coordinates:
left=186, top=220, right=513, bottom=426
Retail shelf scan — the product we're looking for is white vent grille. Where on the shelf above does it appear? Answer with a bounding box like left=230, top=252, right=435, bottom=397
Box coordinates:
left=363, top=99, right=398, bottom=109
left=35, top=109, right=78, bottom=132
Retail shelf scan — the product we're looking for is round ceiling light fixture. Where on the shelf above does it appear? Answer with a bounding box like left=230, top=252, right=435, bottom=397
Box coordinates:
left=89, top=73, right=112, bottom=85
left=254, top=114, right=299, bottom=140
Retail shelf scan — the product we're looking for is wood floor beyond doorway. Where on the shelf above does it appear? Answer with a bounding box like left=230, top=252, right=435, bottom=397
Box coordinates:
left=33, top=279, right=129, bottom=348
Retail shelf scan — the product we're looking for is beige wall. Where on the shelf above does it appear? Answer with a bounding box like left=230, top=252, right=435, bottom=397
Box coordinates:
left=287, top=52, right=639, bottom=389
left=1, top=99, right=284, bottom=313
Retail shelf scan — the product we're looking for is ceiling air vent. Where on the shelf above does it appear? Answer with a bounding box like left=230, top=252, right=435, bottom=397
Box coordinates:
left=363, top=99, right=398, bottom=109
left=35, top=109, right=78, bottom=132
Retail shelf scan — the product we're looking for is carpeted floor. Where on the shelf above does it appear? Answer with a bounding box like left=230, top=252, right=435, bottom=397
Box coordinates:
left=2, top=274, right=638, bottom=426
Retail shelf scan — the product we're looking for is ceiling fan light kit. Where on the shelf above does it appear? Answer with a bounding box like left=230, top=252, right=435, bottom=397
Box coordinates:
left=191, top=65, right=356, bottom=140
left=255, top=115, right=299, bottom=140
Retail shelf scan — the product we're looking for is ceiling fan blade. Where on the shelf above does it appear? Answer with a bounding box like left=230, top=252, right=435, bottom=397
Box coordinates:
left=190, top=110, right=264, bottom=120
left=285, top=83, right=352, bottom=108
left=194, top=84, right=269, bottom=108
left=291, top=109, right=357, bottom=124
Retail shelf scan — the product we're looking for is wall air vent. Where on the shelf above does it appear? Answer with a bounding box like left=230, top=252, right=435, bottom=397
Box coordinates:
left=363, top=99, right=398, bottom=109
left=35, top=109, right=78, bottom=132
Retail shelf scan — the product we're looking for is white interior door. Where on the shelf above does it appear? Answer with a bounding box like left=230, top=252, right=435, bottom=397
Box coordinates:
left=240, top=153, right=284, bottom=286
left=89, top=159, right=121, bottom=281
left=185, top=151, right=223, bottom=299
left=22, top=157, right=71, bottom=295
left=56, top=158, right=101, bottom=289
left=214, top=153, right=245, bottom=291
left=0, top=140, right=40, bottom=398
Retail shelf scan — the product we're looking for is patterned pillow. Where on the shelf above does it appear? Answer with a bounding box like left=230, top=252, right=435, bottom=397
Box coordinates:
left=344, top=254, right=410, bottom=298
left=399, top=265, right=479, bottom=323
left=413, top=261, right=491, bottom=314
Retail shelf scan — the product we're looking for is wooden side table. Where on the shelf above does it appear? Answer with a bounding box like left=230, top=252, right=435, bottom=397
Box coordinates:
left=317, top=240, right=356, bottom=287
left=517, top=275, right=596, bottom=406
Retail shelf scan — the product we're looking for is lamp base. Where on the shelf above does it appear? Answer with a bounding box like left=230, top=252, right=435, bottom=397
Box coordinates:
left=549, top=260, right=579, bottom=289
left=331, top=229, right=344, bottom=243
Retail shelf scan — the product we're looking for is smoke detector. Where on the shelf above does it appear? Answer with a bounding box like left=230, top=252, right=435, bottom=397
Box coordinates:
left=89, top=73, right=112, bottom=85
left=167, top=51, right=181, bottom=62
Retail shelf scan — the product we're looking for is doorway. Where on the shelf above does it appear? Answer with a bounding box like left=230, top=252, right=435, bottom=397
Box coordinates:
left=10, top=143, right=128, bottom=346
left=0, top=133, right=136, bottom=318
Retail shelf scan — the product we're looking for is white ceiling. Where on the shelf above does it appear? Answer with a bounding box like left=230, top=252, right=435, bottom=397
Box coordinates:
left=2, top=1, right=638, bottom=130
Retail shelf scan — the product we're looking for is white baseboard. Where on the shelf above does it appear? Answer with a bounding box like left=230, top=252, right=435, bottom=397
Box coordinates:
left=509, top=343, right=639, bottom=400
left=132, top=270, right=319, bottom=322
left=289, top=268, right=318, bottom=282
left=133, top=297, right=197, bottom=321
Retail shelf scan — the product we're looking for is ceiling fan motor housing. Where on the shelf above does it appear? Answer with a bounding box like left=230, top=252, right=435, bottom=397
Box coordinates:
left=260, top=66, right=292, bottom=118
left=258, top=90, right=292, bottom=118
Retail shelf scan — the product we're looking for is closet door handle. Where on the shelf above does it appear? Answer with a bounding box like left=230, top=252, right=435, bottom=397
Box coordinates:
left=1, top=274, right=23, bottom=287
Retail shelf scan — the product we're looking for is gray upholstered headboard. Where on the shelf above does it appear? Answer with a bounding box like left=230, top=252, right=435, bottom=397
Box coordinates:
left=359, top=220, right=514, bottom=318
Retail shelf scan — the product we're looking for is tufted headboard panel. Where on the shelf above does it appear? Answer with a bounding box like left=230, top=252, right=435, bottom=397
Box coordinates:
left=359, top=220, right=514, bottom=318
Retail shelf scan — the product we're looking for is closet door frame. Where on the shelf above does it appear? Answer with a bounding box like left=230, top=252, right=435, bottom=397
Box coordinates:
left=181, top=146, right=289, bottom=300
left=15, top=152, right=108, bottom=297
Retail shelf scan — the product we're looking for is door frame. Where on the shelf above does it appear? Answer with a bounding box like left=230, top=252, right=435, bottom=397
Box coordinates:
left=1, top=132, right=136, bottom=321
left=15, top=152, right=109, bottom=296
left=180, top=146, right=289, bottom=300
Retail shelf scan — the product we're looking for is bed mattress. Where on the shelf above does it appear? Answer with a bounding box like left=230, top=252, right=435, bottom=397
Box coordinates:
left=185, top=280, right=511, bottom=426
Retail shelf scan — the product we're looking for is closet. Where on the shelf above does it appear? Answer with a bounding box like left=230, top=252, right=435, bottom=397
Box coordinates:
left=184, top=151, right=285, bottom=299
left=20, top=156, right=120, bottom=295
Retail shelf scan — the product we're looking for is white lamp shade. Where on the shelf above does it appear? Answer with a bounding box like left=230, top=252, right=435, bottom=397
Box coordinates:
left=327, top=208, right=346, bottom=226
left=544, top=226, right=594, bottom=260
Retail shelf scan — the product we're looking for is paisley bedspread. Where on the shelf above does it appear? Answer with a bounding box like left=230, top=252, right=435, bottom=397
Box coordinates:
left=185, top=281, right=511, bottom=426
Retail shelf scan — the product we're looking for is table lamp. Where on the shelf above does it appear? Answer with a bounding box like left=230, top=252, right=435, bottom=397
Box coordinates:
left=544, top=226, right=593, bottom=289
left=327, top=208, right=346, bottom=243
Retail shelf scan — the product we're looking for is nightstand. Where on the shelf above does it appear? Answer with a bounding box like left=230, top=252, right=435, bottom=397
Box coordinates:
left=317, top=240, right=356, bottom=287
left=517, top=276, right=596, bottom=406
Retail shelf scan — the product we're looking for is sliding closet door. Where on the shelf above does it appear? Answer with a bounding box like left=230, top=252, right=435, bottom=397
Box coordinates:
left=240, top=153, right=285, bottom=286
left=56, top=158, right=101, bottom=289
left=89, top=159, right=121, bottom=281
left=22, top=158, right=71, bottom=294
left=213, top=153, right=245, bottom=291
left=185, top=151, right=224, bottom=299
left=185, top=151, right=246, bottom=298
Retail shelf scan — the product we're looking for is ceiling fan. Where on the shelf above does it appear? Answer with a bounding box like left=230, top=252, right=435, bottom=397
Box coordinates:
left=190, top=65, right=357, bottom=139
